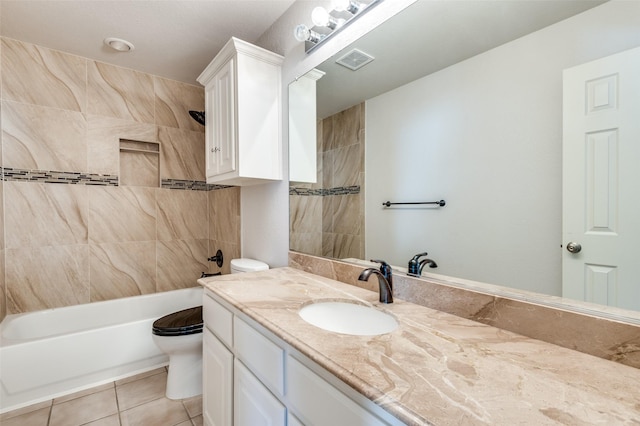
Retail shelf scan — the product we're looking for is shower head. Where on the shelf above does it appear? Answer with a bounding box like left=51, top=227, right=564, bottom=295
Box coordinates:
left=189, top=110, right=205, bottom=126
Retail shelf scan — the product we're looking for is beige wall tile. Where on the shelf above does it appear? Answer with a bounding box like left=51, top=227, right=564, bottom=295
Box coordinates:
left=154, top=77, right=205, bottom=132
left=120, top=150, right=160, bottom=187
left=87, top=115, right=156, bottom=175
left=322, top=150, right=333, bottom=189
left=157, top=188, right=207, bottom=241
left=289, top=233, right=322, bottom=257
left=290, top=195, right=321, bottom=234
left=157, top=239, right=208, bottom=291
left=158, top=126, right=205, bottom=181
left=88, top=61, right=154, bottom=123
left=209, top=187, right=240, bottom=245
left=321, top=115, right=334, bottom=152
left=332, top=194, right=361, bottom=235
left=322, top=196, right=332, bottom=233
left=90, top=241, right=156, bottom=301
left=322, top=232, right=335, bottom=258
left=2, top=100, right=87, bottom=171
left=5, top=181, right=88, bottom=248
left=1, top=38, right=86, bottom=112
left=209, top=239, right=240, bottom=275
left=6, top=244, right=89, bottom=313
left=89, top=186, right=156, bottom=244
left=332, top=103, right=362, bottom=149
left=332, top=234, right=362, bottom=259
left=333, top=143, right=362, bottom=188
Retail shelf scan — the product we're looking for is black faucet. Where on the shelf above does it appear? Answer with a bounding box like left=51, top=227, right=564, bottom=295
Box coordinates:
left=408, top=252, right=437, bottom=277
left=358, top=260, right=393, bottom=304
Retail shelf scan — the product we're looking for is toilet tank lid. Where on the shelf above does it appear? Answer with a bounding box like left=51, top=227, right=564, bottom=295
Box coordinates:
left=230, top=258, right=269, bottom=272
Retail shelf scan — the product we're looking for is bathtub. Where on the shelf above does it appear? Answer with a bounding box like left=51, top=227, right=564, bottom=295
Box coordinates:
left=0, top=287, right=203, bottom=413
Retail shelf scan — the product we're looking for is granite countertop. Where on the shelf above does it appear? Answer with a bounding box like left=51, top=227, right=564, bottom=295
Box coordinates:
left=198, top=267, right=640, bottom=425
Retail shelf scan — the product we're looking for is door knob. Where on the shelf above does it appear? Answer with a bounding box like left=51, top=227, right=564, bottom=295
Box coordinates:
left=566, top=242, right=582, bottom=253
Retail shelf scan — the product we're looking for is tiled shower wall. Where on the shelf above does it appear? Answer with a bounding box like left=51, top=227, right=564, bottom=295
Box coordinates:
left=290, top=103, right=364, bottom=260
left=0, top=37, right=241, bottom=318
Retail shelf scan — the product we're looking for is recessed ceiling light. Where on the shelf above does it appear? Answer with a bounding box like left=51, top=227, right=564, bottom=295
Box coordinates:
left=104, top=37, right=135, bottom=52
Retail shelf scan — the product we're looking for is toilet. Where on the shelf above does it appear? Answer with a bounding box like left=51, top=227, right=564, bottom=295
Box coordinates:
left=152, top=258, right=269, bottom=399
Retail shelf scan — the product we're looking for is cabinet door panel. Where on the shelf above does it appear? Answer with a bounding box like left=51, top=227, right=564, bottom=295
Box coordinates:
left=203, top=329, right=233, bottom=426
left=203, top=293, right=233, bottom=347
left=234, top=359, right=285, bottom=426
left=287, top=356, right=387, bottom=426
left=234, top=317, right=284, bottom=396
left=215, top=58, right=236, bottom=175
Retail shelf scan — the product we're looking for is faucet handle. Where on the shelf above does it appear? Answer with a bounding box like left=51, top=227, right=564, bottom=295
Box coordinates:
left=410, top=252, right=428, bottom=261
left=370, top=259, right=390, bottom=269
left=370, top=259, right=392, bottom=280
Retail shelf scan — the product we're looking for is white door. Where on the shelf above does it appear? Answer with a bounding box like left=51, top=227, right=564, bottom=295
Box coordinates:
left=562, top=46, right=640, bottom=311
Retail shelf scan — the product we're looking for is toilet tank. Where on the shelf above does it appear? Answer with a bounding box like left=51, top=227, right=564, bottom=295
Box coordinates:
left=230, top=258, right=269, bottom=274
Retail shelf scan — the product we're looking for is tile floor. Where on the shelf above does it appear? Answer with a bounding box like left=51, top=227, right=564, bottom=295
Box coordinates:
left=0, top=367, right=202, bottom=426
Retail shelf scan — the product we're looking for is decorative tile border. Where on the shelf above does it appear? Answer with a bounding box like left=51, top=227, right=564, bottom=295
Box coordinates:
left=290, top=185, right=360, bottom=196
left=3, top=167, right=118, bottom=186
left=161, top=178, right=233, bottom=191
left=1, top=168, right=233, bottom=191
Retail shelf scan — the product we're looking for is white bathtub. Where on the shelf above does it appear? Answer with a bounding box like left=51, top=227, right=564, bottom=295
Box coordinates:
left=0, top=287, right=203, bottom=413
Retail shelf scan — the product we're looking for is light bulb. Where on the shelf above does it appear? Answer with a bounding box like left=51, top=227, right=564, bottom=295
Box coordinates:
left=332, top=0, right=361, bottom=14
left=311, top=7, right=331, bottom=27
left=294, top=24, right=324, bottom=44
left=294, top=24, right=311, bottom=42
left=332, top=0, right=349, bottom=11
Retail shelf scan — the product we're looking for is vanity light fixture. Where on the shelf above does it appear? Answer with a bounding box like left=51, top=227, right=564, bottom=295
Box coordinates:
left=104, top=37, right=135, bottom=52
left=294, top=0, right=382, bottom=54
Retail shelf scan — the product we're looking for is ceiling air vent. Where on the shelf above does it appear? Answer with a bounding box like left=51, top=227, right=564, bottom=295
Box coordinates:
left=335, top=48, right=374, bottom=71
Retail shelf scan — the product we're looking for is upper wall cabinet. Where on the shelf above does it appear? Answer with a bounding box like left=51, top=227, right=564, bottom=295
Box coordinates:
left=197, top=38, right=284, bottom=186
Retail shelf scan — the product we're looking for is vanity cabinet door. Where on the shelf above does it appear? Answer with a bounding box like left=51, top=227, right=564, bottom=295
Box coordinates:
left=287, top=355, right=388, bottom=426
left=203, top=329, right=233, bottom=426
left=234, top=359, right=286, bottom=426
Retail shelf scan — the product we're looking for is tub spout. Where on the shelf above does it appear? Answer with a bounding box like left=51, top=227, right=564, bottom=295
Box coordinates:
left=200, top=272, right=221, bottom=278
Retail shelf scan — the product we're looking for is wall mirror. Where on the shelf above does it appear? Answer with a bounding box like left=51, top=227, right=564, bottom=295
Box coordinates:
left=289, top=0, right=640, bottom=317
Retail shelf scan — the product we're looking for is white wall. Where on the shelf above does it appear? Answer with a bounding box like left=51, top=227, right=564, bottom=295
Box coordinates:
left=365, top=1, right=640, bottom=295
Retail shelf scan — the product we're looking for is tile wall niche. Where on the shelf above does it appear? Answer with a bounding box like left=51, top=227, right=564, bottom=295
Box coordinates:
left=290, top=103, right=365, bottom=260
left=0, top=37, right=241, bottom=317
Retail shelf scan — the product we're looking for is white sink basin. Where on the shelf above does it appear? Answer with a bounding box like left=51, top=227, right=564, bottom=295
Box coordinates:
left=299, top=301, right=398, bottom=336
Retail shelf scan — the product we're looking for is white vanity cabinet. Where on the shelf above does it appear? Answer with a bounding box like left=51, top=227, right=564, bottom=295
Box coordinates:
left=202, top=289, right=402, bottom=426
left=197, top=37, right=283, bottom=186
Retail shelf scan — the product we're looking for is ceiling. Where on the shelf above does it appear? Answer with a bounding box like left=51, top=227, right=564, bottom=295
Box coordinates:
left=0, top=0, right=297, bottom=85
left=315, top=0, right=606, bottom=118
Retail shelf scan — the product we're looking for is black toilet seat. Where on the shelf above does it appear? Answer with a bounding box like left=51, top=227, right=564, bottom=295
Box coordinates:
left=152, top=306, right=203, bottom=336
